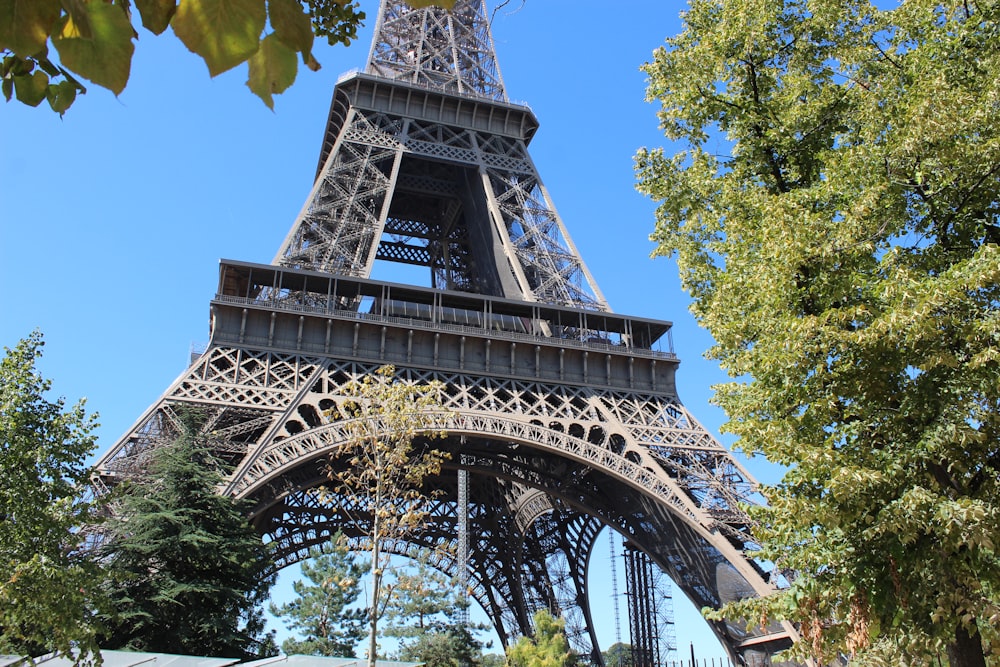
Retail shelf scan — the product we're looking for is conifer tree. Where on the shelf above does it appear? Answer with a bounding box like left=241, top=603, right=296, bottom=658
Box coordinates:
left=100, top=408, right=276, bottom=659
left=271, top=534, right=368, bottom=657
left=386, top=556, right=487, bottom=667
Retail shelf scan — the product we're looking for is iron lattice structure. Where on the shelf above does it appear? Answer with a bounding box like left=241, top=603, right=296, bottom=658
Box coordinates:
left=96, top=2, right=798, bottom=664
left=625, top=545, right=677, bottom=667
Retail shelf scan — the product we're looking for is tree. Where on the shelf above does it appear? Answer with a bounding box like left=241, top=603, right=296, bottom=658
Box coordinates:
left=322, top=364, right=450, bottom=667
left=271, top=533, right=369, bottom=657
left=385, top=556, right=488, bottom=667
left=384, top=556, right=463, bottom=637
left=0, top=331, right=105, bottom=664
left=0, top=0, right=456, bottom=114
left=397, top=626, right=484, bottom=667
left=99, top=408, right=276, bottom=659
left=480, top=652, right=506, bottom=667
left=601, top=643, right=633, bottom=667
left=506, top=610, right=571, bottom=667
left=636, top=1, right=1000, bottom=665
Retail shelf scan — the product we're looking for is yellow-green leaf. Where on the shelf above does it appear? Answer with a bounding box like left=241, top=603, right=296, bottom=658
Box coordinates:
left=303, top=51, right=320, bottom=72
left=51, top=2, right=134, bottom=95
left=134, top=0, right=176, bottom=35
left=45, top=78, right=76, bottom=113
left=0, top=0, right=61, bottom=57
left=246, top=32, right=295, bottom=109
left=267, top=0, right=312, bottom=55
left=13, top=70, right=48, bottom=106
left=173, top=0, right=265, bottom=77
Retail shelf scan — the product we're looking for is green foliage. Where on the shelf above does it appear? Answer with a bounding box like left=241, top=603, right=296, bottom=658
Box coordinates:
left=397, top=626, right=484, bottom=667
left=0, top=331, right=106, bottom=664
left=601, top=642, right=633, bottom=667
left=480, top=653, right=506, bottom=667
left=383, top=556, right=462, bottom=637
left=384, top=555, right=488, bottom=667
left=99, top=408, right=276, bottom=659
left=0, top=0, right=366, bottom=114
left=271, top=533, right=368, bottom=657
left=506, top=610, right=571, bottom=667
left=637, top=1, right=1000, bottom=665
left=321, top=364, right=450, bottom=667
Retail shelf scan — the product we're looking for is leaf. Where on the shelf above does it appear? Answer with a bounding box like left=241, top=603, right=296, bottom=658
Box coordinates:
left=245, top=32, right=296, bottom=109
left=13, top=70, right=48, bottom=106
left=134, top=0, right=177, bottom=35
left=303, top=50, right=320, bottom=72
left=45, top=78, right=76, bottom=113
left=0, top=0, right=61, bottom=57
left=51, top=1, right=134, bottom=95
left=173, top=0, right=266, bottom=77
left=268, top=0, right=312, bottom=55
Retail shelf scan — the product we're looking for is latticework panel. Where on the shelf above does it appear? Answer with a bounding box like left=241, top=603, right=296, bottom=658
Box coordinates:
left=276, top=109, right=404, bottom=275
left=484, top=165, right=606, bottom=309
left=367, top=0, right=506, bottom=101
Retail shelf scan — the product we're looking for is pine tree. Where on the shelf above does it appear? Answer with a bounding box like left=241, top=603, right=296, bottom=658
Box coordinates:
left=100, top=408, right=276, bottom=659
left=271, top=534, right=368, bottom=657
left=385, top=556, right=487, bottom=667
left=397, top=626, right=484, bottom=667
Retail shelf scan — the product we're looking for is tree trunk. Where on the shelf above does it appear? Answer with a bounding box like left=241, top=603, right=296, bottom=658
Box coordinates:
left=946, top=623, right=986, bottom=667
left=368, top=547, right=381, bottom=667
left=368, top=502, right=381, bottom=667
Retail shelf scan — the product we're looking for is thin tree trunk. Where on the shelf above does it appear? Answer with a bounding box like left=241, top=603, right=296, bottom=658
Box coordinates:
left=946, top=623, right=986, bottom=667
left=368, top=483, right=381, bottom=667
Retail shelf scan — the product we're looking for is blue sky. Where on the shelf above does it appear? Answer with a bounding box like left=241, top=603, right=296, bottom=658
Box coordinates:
left=1, top=0, right=784, bottom=660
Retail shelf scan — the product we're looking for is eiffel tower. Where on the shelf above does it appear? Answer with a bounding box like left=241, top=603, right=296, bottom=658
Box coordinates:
left=95, top=2, right=797, bottom=664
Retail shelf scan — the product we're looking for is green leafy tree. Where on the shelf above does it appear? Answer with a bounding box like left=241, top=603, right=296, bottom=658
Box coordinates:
left=506, top=610, right=571, bottom=667
left=637, top=1, right=1000, bottom=665
left=99, top=408, right=276, bottom=659
left=271, top=533, right=369, bottom=657
left=601, top=643, right=633, bottom=667
left=0, top=331, right=105, bottom=664
left=322, top=364, right=450, bottom=667
left=480, top=652, right=506, bottom=667
left=0, top=0, right=454, bottom=114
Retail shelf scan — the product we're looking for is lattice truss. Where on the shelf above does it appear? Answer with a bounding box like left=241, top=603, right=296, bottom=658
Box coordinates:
left=484, top=164, right=603, bottom=309
left=276, top=111, right=403, bottom=276
left=366, top=0, right=506, bottom=101
left=625, top=546, right=677, bottom=667
left=98, top=350, right=763, bottom=652
left=275, top=104, right=607, bottom=309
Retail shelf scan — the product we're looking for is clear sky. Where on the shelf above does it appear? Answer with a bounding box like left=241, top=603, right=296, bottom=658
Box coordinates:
left=1, top=0, right=784, bottom=661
